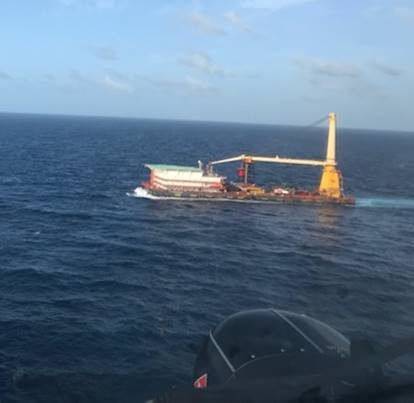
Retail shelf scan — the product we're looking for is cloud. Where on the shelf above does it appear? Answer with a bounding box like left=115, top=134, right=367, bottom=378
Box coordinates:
left=104, top=69, right=129, bottom=81
left=179, top=52, right=232, bottom=77
left=363, top=4, right=387, bottom=18
left=293, top=57, right=361, bottom=78
left=241, top=0, right=319, bottom=11
left=59, top=0, right=77, bottom=5
left=187, top=12, right=226, bottom=36
left=143, top=75, right=217, bottom=95
left=69, top=69, right=133, bottom=92
left=59, top=0, right=117, bottom=9
left=69, top=69, right=91, bottom=83
left=43, top=73, right=56, bottom=81
left=185, top=76, right=217, bottom=93
left=92, top=0, right=116, bottom=8
left=395, top=7, right=414, bottom=23
left=347, top=79, right=384, bottom=99
left=294, top=57, right=385, bottom=99
left=102, top=75, right=133, bottom=92
left=89, top=45, right=118, bottom=61
left=0, top=71, right=12, bottom=80
left=223, top=11, right=253, bottom=33
left=306, top=74, right=384, bottom=99
left=370, top=60, right=403, bottom=77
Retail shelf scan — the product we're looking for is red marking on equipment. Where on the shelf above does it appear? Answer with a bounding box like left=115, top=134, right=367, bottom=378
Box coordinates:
left=193, top=373, right=208, bottom=389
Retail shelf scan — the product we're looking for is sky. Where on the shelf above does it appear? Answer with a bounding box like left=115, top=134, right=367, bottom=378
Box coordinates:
left=0, top=0, right=413, bottom=130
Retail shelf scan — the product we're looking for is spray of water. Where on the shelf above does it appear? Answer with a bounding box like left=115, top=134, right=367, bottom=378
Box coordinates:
left=129, top=187, right=162, bottom=200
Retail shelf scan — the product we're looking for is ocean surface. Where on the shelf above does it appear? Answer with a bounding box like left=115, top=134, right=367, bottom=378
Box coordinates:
left=0, top=113, right=413, bottom=402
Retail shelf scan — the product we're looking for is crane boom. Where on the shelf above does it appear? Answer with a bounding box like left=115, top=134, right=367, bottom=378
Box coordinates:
left=210, top=155, right=246, bottom=165
left=244, top=156, right=326, bottom=166
left=210, top=154, right=326, bottom=167
left=209, top=113, right=338, bottom=169
left=208, top=113, right=343, bottom=198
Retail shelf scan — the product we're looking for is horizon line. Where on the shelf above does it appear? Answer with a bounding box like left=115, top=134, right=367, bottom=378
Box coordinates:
left=0, top=110, right=413, bottom=135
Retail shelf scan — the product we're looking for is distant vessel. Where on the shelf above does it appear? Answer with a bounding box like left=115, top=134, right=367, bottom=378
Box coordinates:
left=139, top=113, right=355, bottom=205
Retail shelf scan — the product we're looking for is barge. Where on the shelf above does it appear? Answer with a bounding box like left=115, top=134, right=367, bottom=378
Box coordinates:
left=139, top=113, right=355, bottom=205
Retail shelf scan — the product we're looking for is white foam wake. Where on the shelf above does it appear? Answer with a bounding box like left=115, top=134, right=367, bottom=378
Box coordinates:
left=356, top=197, right=414, bottom=209
left=127, top=187, right=162, bottom=200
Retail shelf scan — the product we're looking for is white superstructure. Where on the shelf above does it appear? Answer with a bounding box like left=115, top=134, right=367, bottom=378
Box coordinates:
left=145, top=164, right=225, bottom=192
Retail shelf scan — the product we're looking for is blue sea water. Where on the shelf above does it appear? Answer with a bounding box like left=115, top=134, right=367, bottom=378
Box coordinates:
left=0, top=113, right=413, bottom=402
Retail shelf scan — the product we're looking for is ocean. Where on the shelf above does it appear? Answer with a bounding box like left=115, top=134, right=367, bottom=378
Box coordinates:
left=0, top=113, right=413, bottom=402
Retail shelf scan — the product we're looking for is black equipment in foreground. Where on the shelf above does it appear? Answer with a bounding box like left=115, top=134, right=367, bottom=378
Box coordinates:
left=149, top=309, right=414, bottom=402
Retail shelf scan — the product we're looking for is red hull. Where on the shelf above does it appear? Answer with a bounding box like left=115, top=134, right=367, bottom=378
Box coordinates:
left=143, top=185, right=355, bottom=205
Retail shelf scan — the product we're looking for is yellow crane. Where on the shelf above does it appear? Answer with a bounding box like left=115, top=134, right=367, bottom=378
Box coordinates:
left=209, top=113, right=343, bottom=199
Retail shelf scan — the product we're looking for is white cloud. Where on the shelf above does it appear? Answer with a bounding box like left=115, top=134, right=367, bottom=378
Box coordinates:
left=395, top=7, right=414, bottom=23
left=102, top=75, right=133, bottom=92
left=68, top=70, right=133, bottom=92
left=59, top=0, right=116, bottom=9
left=223, top=11, right=253, bottom=33
left=179, top=52, right=231, bottom=76
left=0, top=71, right=12, bottom=80
left=370, top=60, right=403, bottom=77
left=187, top=12, right=226, bottom=36
left=241, top=0, right=319, bottom=11
left=143, top=75, right=217, bottom=95
left=89, top=45, right=118, bottom=61
left=184, top=76, right=216, bottom=93
left=59, top=0, right=76, bottom=5
left=293, top=57, right=386, bottom=99
left=43, top=73, right=56, bottom=82
left=69, top=69, right=90, bottom=83
left=93, top=0, right=116, bottom=8
left=294, top=57, right=361, bottom=78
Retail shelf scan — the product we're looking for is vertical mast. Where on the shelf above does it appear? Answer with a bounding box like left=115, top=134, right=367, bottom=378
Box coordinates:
left=326, top=112, right=336, bottom=165
left=318, top=112, right=342, bottom=198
